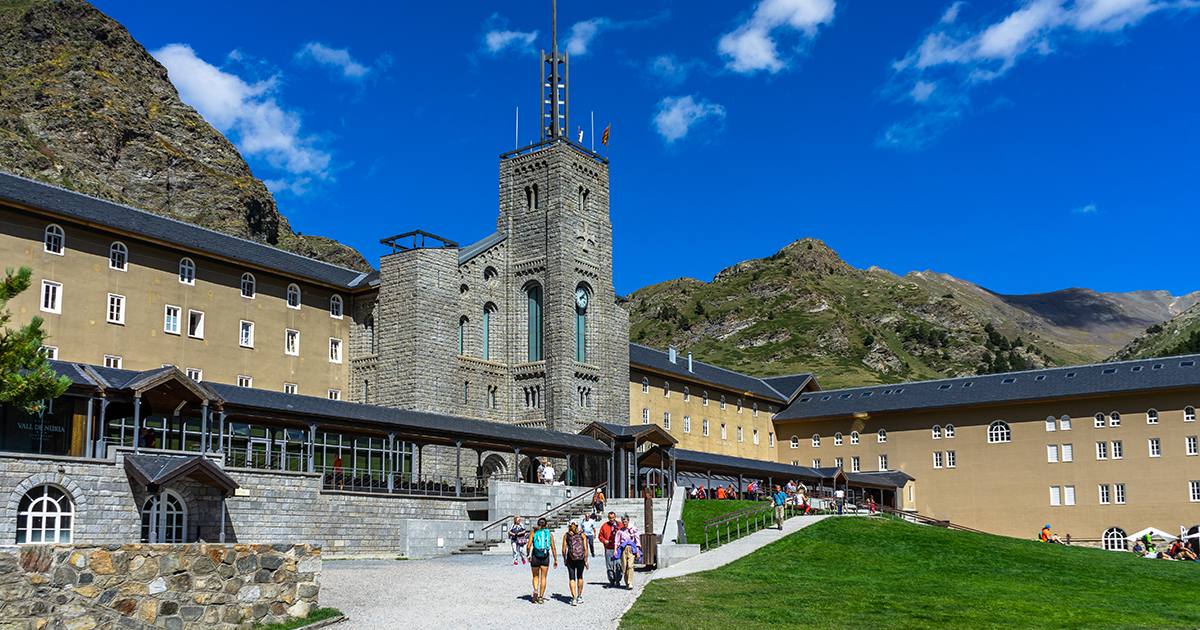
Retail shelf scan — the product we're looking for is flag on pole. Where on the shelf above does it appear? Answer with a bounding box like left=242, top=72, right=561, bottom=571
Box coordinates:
left=578, top=126, right=583, bottom=143
left=601, top=125, right=610, bottom=147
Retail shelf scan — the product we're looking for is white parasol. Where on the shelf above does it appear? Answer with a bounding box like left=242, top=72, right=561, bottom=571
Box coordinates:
left=1125, top=526, right=1179, bottom=541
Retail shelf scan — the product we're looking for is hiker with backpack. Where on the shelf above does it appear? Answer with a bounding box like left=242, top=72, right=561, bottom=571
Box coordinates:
left=508, top=515, right=528, bottom=566
left=562, top=521, right=590, bottom=606
left=525, top=517, right=557, bottom=604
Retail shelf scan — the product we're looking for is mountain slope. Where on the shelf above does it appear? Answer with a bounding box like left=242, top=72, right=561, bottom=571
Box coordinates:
left=1108, top=303, right=1200, bottom=362
left=628, top=239, right=1193, bottom=389
left=0, top=0, right=371, bottom=271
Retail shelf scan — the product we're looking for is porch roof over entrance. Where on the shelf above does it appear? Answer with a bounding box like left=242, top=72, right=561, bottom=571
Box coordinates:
left=124, top=454, right=240, bottom=495
left=637, top=447, right=911, bottom=490
left=578, top=422, right=677, bottom=449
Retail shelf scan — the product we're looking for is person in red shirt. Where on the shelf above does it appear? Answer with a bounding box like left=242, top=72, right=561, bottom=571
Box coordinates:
left=598, top=511, right=621, bottom=584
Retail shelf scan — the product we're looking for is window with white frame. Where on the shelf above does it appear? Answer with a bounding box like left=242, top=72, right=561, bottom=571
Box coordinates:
left=16, top=484, right=74, bottom=544
left=237, top=375, right=252, bottom=387
left=287, top=284, right=301, bottom=309
left=1094, top=413, right=1106, bottom=428
left=1062, top=443, right=1073, bottom=462
left=164, top=305, right=180, bottom=335
left=39, top=345, right=58, bottom=359
left=684, top=416, right=691, bottom=434
left=812, top=434, right=821, bottom=447
left=851, top=456, right=860, bottom=472
left=878, top=454, right=888, bottom=471
left=240, top=273, right=255, bottom=298
left=850, top=431, right=859, bottom=445
left=107, top=294, right=125, bottom=324
left=329, top=338, right=342, bottom=363
left=769, top=432, right=774, bottom=447
left=933, top=425, right=942, bottom=439
left=753, top=429, right=759, bottom=445
left=43, top=224, right=64, bottom=254
left=1109, top=412, right=1121, bottom=427
left=41, top=280, right=61, bottom=314
left=934, top=451, right=943, bottom=468
left=753, top=403, right=758, bottom=417
left=813, top=459, right=821, bottom=468
left=642, top=408, right=649, bottom=425
left=1147, top=409, right=1159, bottom=424
left=703, top=419, right=710, bottom=437
left=185, top=368, right=202, bottom=382
left=737, top=399, right=743, bottom=414
left=239, top=321, right=254, bottom=348
left=721, top=423, right=727, bottom=440
left=1188, top=436, right=1198, bottom=456
left=327, top=389, right=340, bottom=401
left=1099, top=484, right=1111, bottom=505
left=1187, top=406, right=1196, bottom=422
left=663, top=412, right=671, bottom=430
left=944, top=425, right=955, bottom=438
left=1192, top=481, right=1200, bottom=502
left=790, top=435, right=798, bottom=449
left=834, top=432, right=843, bottom=446
left=642, top=378, right=649, bottom=394
left=330, top=295, right=343, bottom=319
left=1064, top=485, right=1075, bottom=506
left=664, top=382, right=670, bottom=398
left=104, top=355, right=121, bottom=369
left=178, top=258, right=195, bottom=285
left=878, top=429, right=887, bottom=443
left=1045, top=417, right=1056, bottom=432
left=1111, top=440, right=1123, bottom=459
left=683, top=387, right=690, bottom=402
left=737, top=426, right=743, bottom=442
left=1059, top=415, right=1071, bottom=431
left=1149, top=438, right=1161, bottom=457
left=1050, top=486, right=1061, bottom=506
left=1096, top=441, right=1107, bottom=460
left=835, top=457, right=842, bottom=468
left=1047, top=445, right=1059, bottom=463
left=140, top=491, right=185, bottom=543
left=187, top=310, right=204, bottom=338
left=703, top=392, right=709, bottom=406
left=108, top=242, right=127, bottom=271
left=946, top=451, right=956, bottom=468
left=1103, top=527, right=1128, bottom=550
left=285, top=329, right=299, bottom=356
left=988, top=421, right=1011, bottom=443
left=284, top=383, right=297, bottom=395
left=1114, top=483, right=1125, bottom=504
left=720, top=396, right=726, bottom=410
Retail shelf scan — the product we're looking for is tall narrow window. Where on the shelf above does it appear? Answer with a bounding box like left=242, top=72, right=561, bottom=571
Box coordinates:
left=1114, top=483, right=1125, bottom=504
left=684, top=416, right=691, bottom=433
left=1064, top=485, right=1076, bottom=506
left=330, top=295, right=343, bottom=319
left=879, top=454, right=888, bottom=471
left=1149, top=438, right=1161, bottom=457
left=239, top=321, right=254, bottom=348
left=241, top=273, right=256, bottom=298
left=329, top=338, right=343, bottom=364
left=43, top=225, right=64, bottom=254
left=720, top=396, right=726, bottom=410
left=851, top=456, right=860, bottom=472
left=575, top=286, right=588, bottom=362
left=946, top=451, right=956, bottom=467
left=754, top=429, right=759, bottom=444
left=1047, top=445, right=1059, bottom=463
left=642, top=378, right=649, bottom=394
left=109, top=242, right=127, bottom=271
left=178, top=258, right=195, bottom=285
left=164, top=306, right=181, bottom=335
left=527, top=284, right=543, bottom=361
left=737, top=426, right=743, bottom=442
left=188, top=310, right=204, bottom=338
left=1096, top=441, right=1107, bottom=460
left=41, top=281, right=62, bottom=314
left=1187, top=406, right=1197, bottom=422
left=1188, top=436, right=1198, bottom=456
left=483, top=304, right=496, bottom=360
left=683, top=387, right=690, bottom=402
left=878, top=429, right=887, bottom=443
left=1112, top=440, right=1123, bottom=459
left=1099, top=484, right=1111, bottom=504
left=107, top=294, right=125, bottom=324
left=703, top=419, right=709, bottom=437
left=663, top=412, right=671, bottom=430
left=285, top=329, right=299, bottom=356
left=850, top=431, right=859, bottom=445
left=459, top=316, right=468, bottom=355
left=287, top=284, right=301, bottom=309
left=141, top=492, right=185, bottom=543
left=721, top=424, right=727, bottom=440
left=642, top=408, right=649, bottom=425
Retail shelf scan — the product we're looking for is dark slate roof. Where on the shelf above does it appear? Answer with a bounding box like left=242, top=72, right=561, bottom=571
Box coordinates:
left=458, top=232, right=507, bottom=265
left=847, top=470, right=914, bottom=487
left=124, top=454, right=239, bottom=492
left=48, top=361, right=99, bottom=388
left=665, top=447, right=835, bottom=482
left=628, top=343, right=797, bottom=403
left=0, top=171, right=374, bottom=290
left=775, top=354, right=1200, bottom=421
left=762, top=374, right=818, bottom=401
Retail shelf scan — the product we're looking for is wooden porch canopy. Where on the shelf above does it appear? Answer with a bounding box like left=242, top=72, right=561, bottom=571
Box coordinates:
left=578, top=422, right=678, bottom=499
left=638, top=447, right=909, bottom=494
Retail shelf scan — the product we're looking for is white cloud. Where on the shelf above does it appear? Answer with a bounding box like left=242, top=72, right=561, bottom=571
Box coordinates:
left=482, top=14, right=538, bottom=55
left=1072, top=203, right=1099, bottom=214
left=648, top=55, right=706, bottom=86
left=717, top=0, right=836, bottom=74
left=296, top=42, right=370, bottom=79
left=880, top=0, right=1200, bottom=149
left=566, top=18, right=612, bottom=56
left=152, top=43, right=331, bottom=185
left=653, top=95, right=727, bottom=143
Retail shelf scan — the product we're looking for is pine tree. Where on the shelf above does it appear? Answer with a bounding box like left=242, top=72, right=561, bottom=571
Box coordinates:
left=1, top=267, right=71, bottom=414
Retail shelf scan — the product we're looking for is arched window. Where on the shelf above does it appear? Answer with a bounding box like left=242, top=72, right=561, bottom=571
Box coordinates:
left=877, top=429, right=887, bottom=443
left=812, top=434, right=821, bottom=447
left=575, top=285, right=588, bottom=362
left=458, top=316, right=468, bottom=355
left=527, top=284, right=543, bottom=361
left=753, top=403, right=758, bottom=417
left=683, top=387, right=690, bottom=402
left=1103, top=527, right=1128, bottom=551
left=141, top=491, right=186, bottom=544
left=1109, top=411, right=1121, bottom=427
left=109, top=242, right=128, bottom=271
left=1094, top=412, right=1106, bottom=428
left=1187, top=406, right=1196, bottom=422
left=850, top=431, right=859, bottom=445
left=703, top=392, right=709, bottom=406
left=483, top=303, right=497, bottom=360
left=834, top=432, right=843, bottom=446
left=988, top=420, right=1011, bottom=443
left=737, top=400, right=743, bottom=413
left=932, top=425, right=942, bottom=439
left=330, top=295, right=343, bottom=319
left=43, top=224, right=64, bottom=254
left=241, top=273, right=256, bottom=298
left=944, top=424, right=955, bottom=438
left=664, top=382, right=671, bottom=398
left=642, top=378, right=649, bottom=394
left=1147, top=409, right=1159, bottom=424
left=287, top=284, right=301, bottom=309
left=790, top=435, right=799, bottom=449
left=16, top=484, right=73, bottom=543
left=720, top=396, right=726, bottom=410
left=178, top=258, right=195, bottom=285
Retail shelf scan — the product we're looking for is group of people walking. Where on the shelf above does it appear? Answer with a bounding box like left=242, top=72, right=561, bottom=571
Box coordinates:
left=507, top=509, right=641, bottom=605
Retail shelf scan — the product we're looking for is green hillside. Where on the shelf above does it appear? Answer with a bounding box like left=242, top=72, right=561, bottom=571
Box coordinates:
left=1109, top=303, right=1200, bottom=362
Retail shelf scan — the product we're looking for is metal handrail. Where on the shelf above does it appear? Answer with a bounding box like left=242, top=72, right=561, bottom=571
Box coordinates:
left=481, top=480, right=609, bottom=534
left=702, top=501, right=811, bottom=551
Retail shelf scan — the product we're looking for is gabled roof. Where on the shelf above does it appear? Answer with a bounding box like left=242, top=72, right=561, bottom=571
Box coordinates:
left=580, top=422, right=677, bottom=446
left=628, top=343, right=804, bottom=403
left=458, top=232, right=507, bottom=265
left=0, top=171, right=374, bottom=290
left=124, top=454, right=239, bottom=494
left=762, top=374, right=819, bottom=401
left=775, top=354, right=1200, bottom=422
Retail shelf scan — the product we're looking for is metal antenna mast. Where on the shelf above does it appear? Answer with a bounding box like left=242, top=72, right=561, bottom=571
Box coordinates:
left=540, top=0, right=568, bottom=140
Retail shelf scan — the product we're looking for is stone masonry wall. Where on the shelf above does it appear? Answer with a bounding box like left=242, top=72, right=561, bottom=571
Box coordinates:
left=0, top=542, right=320, bottom=630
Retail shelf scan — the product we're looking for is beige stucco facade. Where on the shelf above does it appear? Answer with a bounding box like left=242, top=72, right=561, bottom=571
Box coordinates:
left=774, top=388, right=1200, bottom=542
left=2, top=206, right=352, bottom=396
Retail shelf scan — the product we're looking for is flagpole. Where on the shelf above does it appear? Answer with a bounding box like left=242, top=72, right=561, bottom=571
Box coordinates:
left=515, top=107, right=519, bottom=150
left=591, top=111, right=594, bottom=152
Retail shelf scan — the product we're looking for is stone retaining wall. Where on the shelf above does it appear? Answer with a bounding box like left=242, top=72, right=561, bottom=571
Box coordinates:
left=0, top=542, right=320, bottom=630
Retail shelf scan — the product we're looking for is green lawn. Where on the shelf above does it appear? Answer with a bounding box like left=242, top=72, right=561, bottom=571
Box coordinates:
left=680, top=499, right=765, bottom=548
left=252, top=608, right=342, bottom=630
left=624, top=517, right=1200, bottom=630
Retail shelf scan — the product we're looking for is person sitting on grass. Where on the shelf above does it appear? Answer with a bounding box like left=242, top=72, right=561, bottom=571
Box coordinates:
left=1132, top=541, right=1146, bottom=556
left=1039, top=525, right=1066, bottom=544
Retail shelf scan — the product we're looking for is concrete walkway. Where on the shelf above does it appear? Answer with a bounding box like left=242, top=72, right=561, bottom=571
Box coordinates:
left=651, top=514, right=829, bottom=580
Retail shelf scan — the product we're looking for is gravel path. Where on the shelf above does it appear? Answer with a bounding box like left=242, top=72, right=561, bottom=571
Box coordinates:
left=322, top=554, right=649, bottom=630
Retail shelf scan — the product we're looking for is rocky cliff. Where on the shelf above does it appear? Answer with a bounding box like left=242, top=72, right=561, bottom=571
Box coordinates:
left=0, top=0, right=371, bottom=271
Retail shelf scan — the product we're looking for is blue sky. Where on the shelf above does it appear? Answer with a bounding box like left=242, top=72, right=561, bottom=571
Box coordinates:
left=99, top=0, right=1198, bottom=297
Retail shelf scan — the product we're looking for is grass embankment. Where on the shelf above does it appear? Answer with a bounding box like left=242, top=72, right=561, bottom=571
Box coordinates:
left=252, top=608, right=342, bottom=630
left=681, top=499, right=775, bottom=548
left=624, top=517, right=1200, bottom=629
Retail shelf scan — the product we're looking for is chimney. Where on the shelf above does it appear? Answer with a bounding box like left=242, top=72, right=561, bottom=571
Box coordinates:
left=669, top=346, right=677, bottom=364
left=688, top=352, right=693, bottom=372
